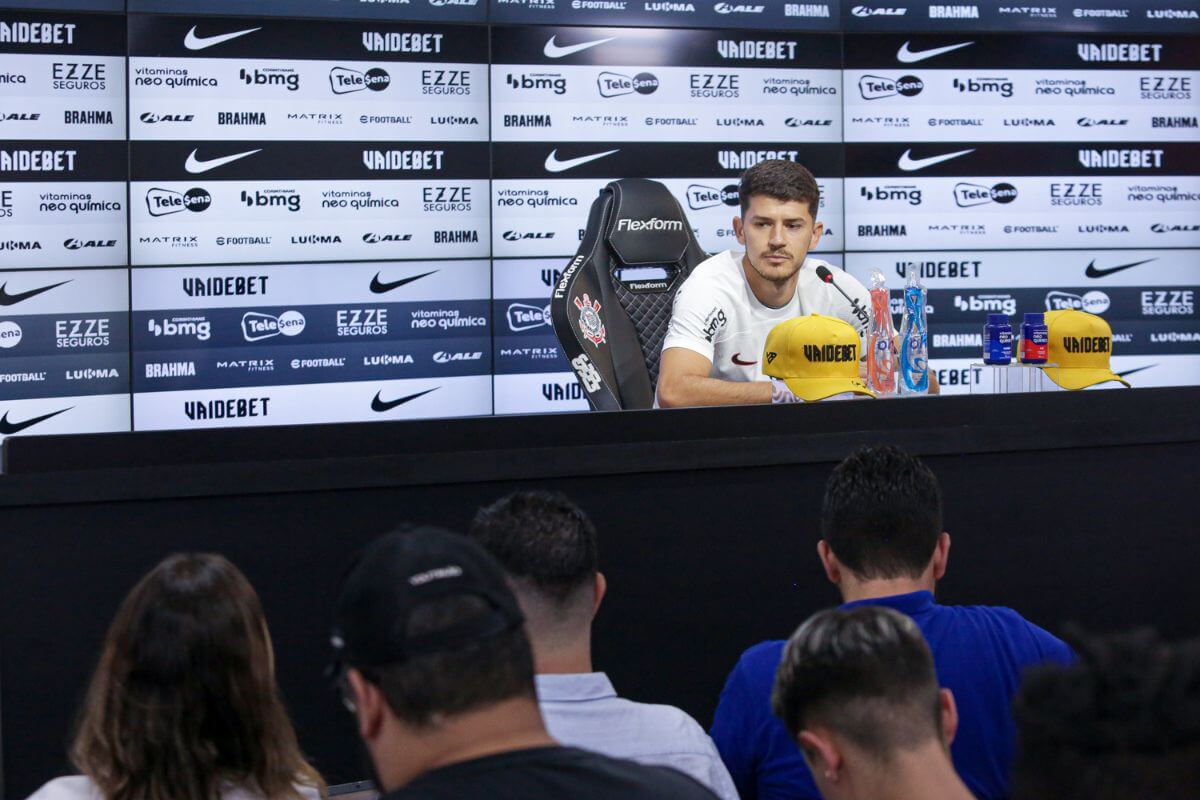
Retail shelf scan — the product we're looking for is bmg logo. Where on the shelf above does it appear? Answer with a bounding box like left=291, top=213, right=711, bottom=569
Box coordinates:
left=239, top=68, right=299, bottom=91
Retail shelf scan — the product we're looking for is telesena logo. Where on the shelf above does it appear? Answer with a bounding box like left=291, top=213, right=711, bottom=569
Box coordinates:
left=859, top=75, right=923, bottom=100
left=330, top=66, right=390, bottom=94
left=687, top=184, right=739, bottom=210
left=146, top=187, right=211, bottom=216
left=860, top=184, right=922, bottom=205
left=506, top=72, right=565, bottom=94
left=1046, top=290, right=1110, bottom=314
left=598, top=72, right=658, bottom=97
left=953, top=182, right=1017, bottom=207
left=241, top=310, right=305, bottom=342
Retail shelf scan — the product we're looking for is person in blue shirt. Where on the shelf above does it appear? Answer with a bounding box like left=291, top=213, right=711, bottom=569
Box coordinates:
left=771, top=605, right=976, bottom=800
left=711, top=445, right=1074, bottom=800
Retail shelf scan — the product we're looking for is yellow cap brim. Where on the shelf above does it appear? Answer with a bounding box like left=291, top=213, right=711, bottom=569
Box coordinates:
left=1040, top=367, right=1132, bottom=390
left=781, top=377, right=877, bottom=402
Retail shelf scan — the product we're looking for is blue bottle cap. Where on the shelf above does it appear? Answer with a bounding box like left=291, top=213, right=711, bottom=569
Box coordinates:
left=986, top=313, right=1009, bottom=324
left=1023, top=312, right=1044, bottom=324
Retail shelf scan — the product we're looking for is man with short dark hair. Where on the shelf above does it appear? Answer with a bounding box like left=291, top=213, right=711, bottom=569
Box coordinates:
left=1012, top=627, right=1200, bottom=799
left=330, top=525, right=718, bottom=799
left=772, top=606, right=975, bottom=800
left=469, top=492, right=738, bottom=800
left=657, top=159, right=872, bottom=407
left=711, top=445, right=1073, bottom=800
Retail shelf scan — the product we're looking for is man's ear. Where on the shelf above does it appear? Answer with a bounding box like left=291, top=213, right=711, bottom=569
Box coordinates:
left=939, top=688, right=959, bottom=748
left=592, top=571, right=607, bottom=616
left=809, top=220, right=824, bottom=249
left=817, top=540, right=841, bottom=585
left=733, top=214, right=746, bottom=246
left=798, top=729, right=842, bottom=782
left=347, top=668, right=386, bottom=741
left=932, top=532, right=951, bottom=581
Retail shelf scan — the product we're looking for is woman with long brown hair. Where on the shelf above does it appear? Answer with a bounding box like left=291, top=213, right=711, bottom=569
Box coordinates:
left=28, top=553, right=325, bottom=800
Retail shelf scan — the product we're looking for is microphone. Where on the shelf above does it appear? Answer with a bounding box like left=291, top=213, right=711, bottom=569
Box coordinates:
left=815, top=265, right=871, bottom=334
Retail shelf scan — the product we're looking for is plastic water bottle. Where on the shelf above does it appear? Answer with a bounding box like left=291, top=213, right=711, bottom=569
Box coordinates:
left=898, top=270, right=929, bottom=395
left=866, top=270, right=896, bottom=395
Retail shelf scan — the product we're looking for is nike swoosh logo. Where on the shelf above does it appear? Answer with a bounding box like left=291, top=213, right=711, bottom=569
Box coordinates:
left=543, top=35, right=616, bottom=58
left=1116, top=365, right=1155, bottom=379
left=184, top=25, right=262, bottom=51
left=371, top=388, right=438, bottom=413
left=544, top=148, right=619, bottom=173
left=896, top=40, right=974, bottom=63
left=898, top=148, right=975, bottom=171
left=732, top=353, right=758, bottom=366
left=370, top=270, right=437, bottom=294
left=184, top=148, right=262, bottom=174
left=0, top=407, right=71, bottom=435
left=1084, top=257, right=1157, bottom=279
left=0, top=279, right=70, bottom=306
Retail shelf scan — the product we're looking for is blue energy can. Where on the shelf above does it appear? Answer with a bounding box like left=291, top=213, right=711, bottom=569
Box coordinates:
left=983, top=313, right=1013, bottom=365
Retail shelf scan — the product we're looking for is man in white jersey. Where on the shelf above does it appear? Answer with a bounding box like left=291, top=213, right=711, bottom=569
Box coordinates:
left=657, top=160, right=873, bottom=407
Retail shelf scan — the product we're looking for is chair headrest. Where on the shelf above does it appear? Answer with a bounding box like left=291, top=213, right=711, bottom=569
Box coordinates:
left=605, top=179, right=691, bottom=267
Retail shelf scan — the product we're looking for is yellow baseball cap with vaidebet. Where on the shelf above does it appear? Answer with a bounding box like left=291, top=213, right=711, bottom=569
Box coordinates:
left=1041, top=309, right=1131, bottom=390
left=762, top=314, right=876, bottom=402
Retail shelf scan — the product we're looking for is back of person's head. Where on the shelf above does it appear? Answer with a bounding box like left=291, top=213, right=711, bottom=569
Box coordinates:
left=468, top=491, right=599, bottom=638
left=330, top=525, right=533, bottom=729
left=821, top=445, right=943, bottom=580
left=772, top=605, right=948, bottom=764
left=738, top=159, right=820, bottom=219
left=1012, top=627, right=1200, bottom=800
left=72, top=553, right=321, bottom=800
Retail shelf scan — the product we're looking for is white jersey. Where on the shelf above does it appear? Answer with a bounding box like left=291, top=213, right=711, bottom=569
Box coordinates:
left=662, top=249, right=873, bottom=382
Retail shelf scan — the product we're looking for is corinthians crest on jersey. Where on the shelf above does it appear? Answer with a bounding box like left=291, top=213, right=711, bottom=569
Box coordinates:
left=574, top=293, right=607, bottom=346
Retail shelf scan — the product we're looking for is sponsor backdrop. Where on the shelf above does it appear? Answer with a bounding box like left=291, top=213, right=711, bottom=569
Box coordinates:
left=0, top=0, right=1197, bottom=440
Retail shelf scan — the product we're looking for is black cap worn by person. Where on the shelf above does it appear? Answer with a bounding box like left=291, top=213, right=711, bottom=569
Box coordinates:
left=330, top=526, right=524, bottom=669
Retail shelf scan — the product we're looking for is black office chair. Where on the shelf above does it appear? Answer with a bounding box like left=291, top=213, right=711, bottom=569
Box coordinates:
left=550, top=179, right=709, bottom=411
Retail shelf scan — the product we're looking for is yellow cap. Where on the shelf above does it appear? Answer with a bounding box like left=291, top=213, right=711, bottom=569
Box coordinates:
left=1041, top=309, right=1131, bottom=390
left=762, top=314, right=876, bottom=402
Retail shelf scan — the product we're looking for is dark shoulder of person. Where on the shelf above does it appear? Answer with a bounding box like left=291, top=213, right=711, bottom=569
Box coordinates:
left=387, top=746, right=718, bottom=800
